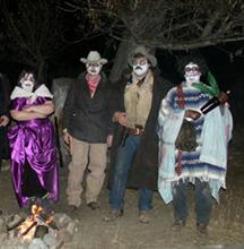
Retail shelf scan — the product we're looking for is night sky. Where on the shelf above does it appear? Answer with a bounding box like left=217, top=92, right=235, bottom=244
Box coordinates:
left=0, top=1, right=244, bottom=124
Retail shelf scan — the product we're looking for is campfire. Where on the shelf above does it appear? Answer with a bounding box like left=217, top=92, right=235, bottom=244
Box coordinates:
left=14, top=203, right=57, bottom=241
left=0, top=197, right=79, bottom=249
left=6, top=194, right=58, bottom=242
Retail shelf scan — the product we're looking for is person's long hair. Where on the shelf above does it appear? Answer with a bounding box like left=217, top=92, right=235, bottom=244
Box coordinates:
left=17, top=69, right=40, bottom=91
left=177, top=54, right=209, bottom=77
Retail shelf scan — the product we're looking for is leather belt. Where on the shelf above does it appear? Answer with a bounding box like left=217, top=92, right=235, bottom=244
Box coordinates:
left=120, top=125, right=144, bottom=147
left=127, top=127, right=144, bottom=136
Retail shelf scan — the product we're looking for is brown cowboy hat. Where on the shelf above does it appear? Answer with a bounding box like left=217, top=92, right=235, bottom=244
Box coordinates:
left=128, top=46, right=157, bottom=67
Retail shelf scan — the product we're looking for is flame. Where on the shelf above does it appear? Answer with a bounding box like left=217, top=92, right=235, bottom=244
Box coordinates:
left=17, top=217, right=36, bottom=241
left=45, top=214, right=54, bottom=225
left=31, top=204, right=43, bottom=216
left=17, top=203, right=53, bottom=241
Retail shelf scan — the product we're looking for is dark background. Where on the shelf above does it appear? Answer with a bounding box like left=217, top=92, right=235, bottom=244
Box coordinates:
left=0, top=0, right=243, bottom=124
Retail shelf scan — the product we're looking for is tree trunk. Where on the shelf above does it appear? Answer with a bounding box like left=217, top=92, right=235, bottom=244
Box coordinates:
left=51, top=77, right=78, bottom=167
left=109, top=36, right=136, bottom=84
left=37, top=59, right=46, bottom=82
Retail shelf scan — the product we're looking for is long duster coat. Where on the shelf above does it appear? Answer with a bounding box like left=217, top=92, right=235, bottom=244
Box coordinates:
left=109, top=71, right=172, bottom=190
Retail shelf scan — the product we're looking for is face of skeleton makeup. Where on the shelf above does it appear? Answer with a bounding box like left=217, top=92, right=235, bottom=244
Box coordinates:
left=86, top=62, right=102, bottom=76
left=132, top=57, right=150, bottom=78
left=184, top=62, right=202, bottom=85
left=20, top=73, right=35, bottom=92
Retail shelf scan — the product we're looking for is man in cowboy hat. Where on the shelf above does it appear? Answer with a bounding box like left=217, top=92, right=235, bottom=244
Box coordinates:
left=106, top=46, right=172, bottom=223
left=63, top=51, right=113, bottom=211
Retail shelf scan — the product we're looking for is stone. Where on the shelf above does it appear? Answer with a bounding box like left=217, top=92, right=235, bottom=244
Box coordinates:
left=0, top=232, right=8, bottom=242
left=43, top=233, right=59, bottom=248
left=66, top=221, right=78, bottom=235
left=34, top=225, right=49, bottom=239
left=28, top=238, right=49, bottom=249
left=53, top=213, right=72, bottom=229
left=0, top=217, right=7, bottom=233
left=57, top=229, right=72, bottom=243
left=6, top=214, right=25, bottom=231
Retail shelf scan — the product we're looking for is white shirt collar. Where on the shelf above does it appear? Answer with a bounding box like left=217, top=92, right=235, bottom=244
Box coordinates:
left=10, top=84, right=53, bottom=100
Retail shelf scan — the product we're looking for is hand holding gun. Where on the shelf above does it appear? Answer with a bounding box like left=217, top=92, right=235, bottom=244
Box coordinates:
left=120, top=126, right=129, bottom=147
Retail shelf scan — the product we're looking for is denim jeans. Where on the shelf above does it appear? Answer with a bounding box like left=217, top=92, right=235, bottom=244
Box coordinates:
left=109, top=135, right=153, bottom=211
left=173, top=178, right=213, bottom=225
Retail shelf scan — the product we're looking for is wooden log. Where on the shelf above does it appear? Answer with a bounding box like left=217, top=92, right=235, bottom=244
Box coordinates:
left=7, top=217, right=25, bottom=231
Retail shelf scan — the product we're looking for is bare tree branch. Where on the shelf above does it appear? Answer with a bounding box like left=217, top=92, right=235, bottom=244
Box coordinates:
left=1, top=0, right=66, bottom=80
left=64, top=0, right=244, bottom=50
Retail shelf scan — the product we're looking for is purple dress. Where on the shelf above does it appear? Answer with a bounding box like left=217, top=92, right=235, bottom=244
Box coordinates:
left=8, top=96, right=59, bottom=207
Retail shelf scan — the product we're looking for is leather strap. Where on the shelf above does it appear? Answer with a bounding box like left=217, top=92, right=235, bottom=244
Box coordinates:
left=176, top=84, right=185, bottom=109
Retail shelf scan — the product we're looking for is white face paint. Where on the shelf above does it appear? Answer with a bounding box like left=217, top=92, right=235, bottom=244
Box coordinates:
left=86, top=62, right=102, bottom=76
left=184, top=62, right=201, bottom=85
left=20, top=73, right=35, bottom=93
left=132, top=57, right=150, bottom=78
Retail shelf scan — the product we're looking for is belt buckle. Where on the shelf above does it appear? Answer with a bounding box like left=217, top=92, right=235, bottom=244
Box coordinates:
left=135, top=128, right=140, bottom=135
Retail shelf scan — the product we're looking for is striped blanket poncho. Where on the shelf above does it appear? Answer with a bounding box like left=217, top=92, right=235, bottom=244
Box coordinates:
left=157, top=83, right=233, bottom=204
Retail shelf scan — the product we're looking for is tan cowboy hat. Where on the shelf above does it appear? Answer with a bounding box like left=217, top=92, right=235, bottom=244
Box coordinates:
left=128, top=46, right=157, bottom=67
left=80, top=51, right=108, bottom=65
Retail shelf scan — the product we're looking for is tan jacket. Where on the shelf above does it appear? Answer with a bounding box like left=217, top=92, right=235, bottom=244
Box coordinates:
left=124, top=70, right=154, bottom=128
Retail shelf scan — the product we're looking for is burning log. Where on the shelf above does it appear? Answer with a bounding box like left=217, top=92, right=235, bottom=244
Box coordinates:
left=7, top=216, right=26, bottom=231
left=21, top=221, right=37, bottom=236
left=36, top=212, right=59, bottom=230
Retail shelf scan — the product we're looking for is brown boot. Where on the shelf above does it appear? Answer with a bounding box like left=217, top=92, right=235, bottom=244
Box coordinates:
left=87, top=202, right=100, bottom=210
left=171, top=219, right=186, bottom=231
left=139, top=210, right=150, bottom=224
left=68, top=205, right=78, bottom=212
left=103, top=209, right=123, bottom=222
left=196, top=223, right=208, bottom=235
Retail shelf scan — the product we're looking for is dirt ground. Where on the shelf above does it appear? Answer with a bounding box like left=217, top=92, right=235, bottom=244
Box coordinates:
left=1, top=126, right=244, bottom=249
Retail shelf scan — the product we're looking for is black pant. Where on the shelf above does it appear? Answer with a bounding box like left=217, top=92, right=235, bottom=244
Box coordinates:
left=173, top=178, right=213, bottom=225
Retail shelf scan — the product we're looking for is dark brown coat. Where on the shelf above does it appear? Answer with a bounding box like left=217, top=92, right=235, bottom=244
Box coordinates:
left=62, top=73, right=113, bottom=143
left=109, top=71, right=172, bottom=190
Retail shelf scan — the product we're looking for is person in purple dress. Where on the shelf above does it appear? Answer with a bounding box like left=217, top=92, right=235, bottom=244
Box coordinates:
left=8, top=70, right=59, bottom=208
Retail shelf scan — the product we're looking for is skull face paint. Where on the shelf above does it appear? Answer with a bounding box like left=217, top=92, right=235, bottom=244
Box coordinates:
left=86, top=63, right=102, bottom=76
left=20, top=73, right=35, bottom=93
left=184, top=62, right=202, bottom=85
left=132, top=57, right=150, bottom=77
